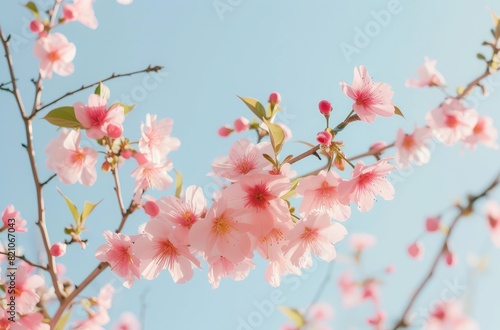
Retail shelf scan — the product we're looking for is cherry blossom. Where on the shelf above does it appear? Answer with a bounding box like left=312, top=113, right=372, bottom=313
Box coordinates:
left=74, top=94, right=125, bottom=139
left=1, top=204, right=28, bottom=233
left=113, top=312, right=142, bottom=330
left=424, top=300, right=478, bottom=330
left=349, top=232, right=376, bottom=252
left=340, top=65, right=395, bottom=123
left=233, top=116, right=250, bottom=132
left=62, top=0, right=98, bottom=29
left=45, top=129, right=97, bottom=186
left=207, top=256, right=254, bottom=288
left=405, top=57, right=446, bottom=88
left=131, top=153, right=174, bottom=193
left=5, top=264, right=44, bottom=315
left=139, top=114, right=180, bottom=163
left=33, top=33, right=76, bottom=79
left=462, top=115, right=498, bottom=150
left=395, top=126, right=433, bottom=168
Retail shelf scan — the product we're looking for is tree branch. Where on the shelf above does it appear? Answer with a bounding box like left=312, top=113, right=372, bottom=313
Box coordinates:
left=0, top=251, right=47, bottom=271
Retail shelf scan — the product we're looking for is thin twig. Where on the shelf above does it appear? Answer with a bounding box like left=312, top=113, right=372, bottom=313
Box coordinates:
left=0, top=251, right=47, bottom=271
left=305, top=261, right=335, bottom=316
left=112, top=168, right=126, bottom=216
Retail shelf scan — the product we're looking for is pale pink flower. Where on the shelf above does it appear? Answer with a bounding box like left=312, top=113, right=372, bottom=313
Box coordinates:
left=308, top=303, right=334, bottom=323
left=134, top=220, right=200, bottom=283
left=95, top=231, right=141, bottom=288
left=462, top=115, right=498, bottom=150
left=11, top=312, right=50, bottom=330
left=33, top=33, right=76, bottom=79
left=340, top=65, right=395, bottom=123
left=2, top=205, right=28, bottom=232
left=486, top=200, right=500, bottom=247
left=222, top=173, right=292, bottom=238
left=424, top=300, right=478, bottom=330
left=207, top=256, right=254, bottom=288
left=139, top=114, right=180, bottom=163
left=5, top=264, right=44, bottom=315
left=338, top=271, right=362, bottom=307
left=113, top=312, right=141, bottom=330
left=276, top=123, right=293, bottom=142
left=296, top=170, right=351, bottom=221
left=50, top=242, right=66, bottom=257
left=73, top=308, right=109, bottom=330
left=45, top=129, right=97, bottom=186
left=131, top=153, right=173, bottom=193
left=212, top=139, right=270, bottom=181
left=233, top=116, right=250, bottom=132
left=426, top=98, right=478, bottom=146
left=97, top=284, right=114, bottom=310
left=74, top=94, right=125, bottom=139
left=189, top=199, right=252, bottom=262
left=349, top=233, right=376, bottom=252
left=395, top=126, right=433, bottom=168
left=367, top=310, right=387, bottom=330
left=62, top=0, right=98, bottom=29
left=338, top=158, right=396, bottom=212
left=285, top=213, right=347, bottom=268
left=406, top=57, right=446, bottom=88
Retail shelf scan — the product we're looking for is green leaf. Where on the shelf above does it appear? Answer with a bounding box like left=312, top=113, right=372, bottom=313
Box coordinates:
left=278, top=306, right=306, bottom=327
left=111, top=102, right=135, bottom=115
left=281, top=177, right=301, bottom=201
left=25, top=2, right=40, bottom=19
left=175, top=171, right=183, bottom=198
left=53, top=310, right=72, bottom=330
left=489, top=9, right=500, bottom=39
left=44, top=106, right=84, bottom=129
left=94, top=82, right=110, bottom=100
left=394, top=106, right=405, bottom=118
left=238, top=96, right=266, bottom=120
left=477, top=53, right=486, bottom=61
left=80, top=200, right=102, bottom=226
left=57, top=188, right=79, bottom=224
left=262, top=118, right=285, bottom=156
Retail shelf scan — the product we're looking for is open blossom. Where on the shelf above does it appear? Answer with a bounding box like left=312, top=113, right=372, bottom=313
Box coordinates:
left=212, top=139, right=271, bottom=181
left=95, top=231, right=141, bottom=288
left=10, top=312, right=50, bottom=330
left=426, top=98, right=478, bottom=146
left=45, top=129, right=98, bottom=186
left=139, top=114, right=180, bottom=163
left=340, top=65, right=394, bottom=123
left=131, top=153, right=174, bottom=192
left=462, top=115, right=498, bottom=150
left=339, top=158, right=396, bottom=212
left=33, top=33, right=76, bottom=79
left=284, top=213, right=347, bottom=268
left=424, top=300, right=478, bottom=330
left=349, top=233, right=376, bottom=252
left=74, top=94, right=125, bottom=139
left=6, top=264, right=44, bottom=315
left=395, top=126, right=433, bottom=168
left=113, top=312, right=141, bottom=330
left=207, top=256, right=254, bottom=289
left=134, top=219, right=200, bottom=283
left=485, top=200, right=500, bottom=247
left=62, top=0, right=98, bottom=29
left=2, top=205, right=28, bottom=232
left=406, top=57, right=446, bottom=88
left=296, top=170, right=351, bottom=221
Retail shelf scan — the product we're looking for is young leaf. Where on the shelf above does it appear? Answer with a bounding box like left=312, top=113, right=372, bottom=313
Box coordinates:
left=94, top=82, right=110, bottom=100
left=278, top=306, right=306, bottom=328
left=262, top=153, right=277, bottom=166
left=281, top=177, right=301, bottom=201
left=80, top=200, right=102, bottom=226
left=44, top=106, right=85, bottom=129
left=262, top=118, right=285, bottom=156
left=25, top=2, right=40, bottom=19
left=110, top=102, right=136, bottom=115
left=175, top=171, right=183, bottom=198
left=394, top=106, right=405, bottom=118
left=57, top=188, right=79, bottom=224
left=489, top=9, right=500, bottom=39
left=238, top=96, right=266, bottom=120
left=53, top=310, right=72, bottom=330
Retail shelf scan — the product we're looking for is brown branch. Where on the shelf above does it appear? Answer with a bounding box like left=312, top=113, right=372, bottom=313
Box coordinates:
left=0, top=251, right=47, bottom=271
left=36, top=65, right=164, bottom=114
left=456, top=69, right=491, bottom=100
left=112, top=168, right=126, bottom=216
left=391, top=172, right=500, bottom=330
left=347, top=142, right=395, bottom=162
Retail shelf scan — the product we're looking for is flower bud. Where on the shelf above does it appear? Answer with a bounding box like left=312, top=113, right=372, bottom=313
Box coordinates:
left=62, top=5, right=76, bottom=21
left=425, top=216, right=440, bottom=232
left=121, top=149, right=133, bottom=159
left=143, top=201, right=160, bottom=217
left=233, top=117, right=250, bottom=133
left=50, top=242, right=67, bottom=257
left=29, top=20, right=44, bottom=34
left=407, top=241, right=424, bottom=260
left=444, top=250, right=457, bottom=267
left=316, top=131, right=333, bottom=146
left=268, top=92, right=281, bottom=105
left=217, top=125, right=232, bottom=137
left=318, top=100, right=332, bottom=115
left=369, top=141, right=387, bottom=154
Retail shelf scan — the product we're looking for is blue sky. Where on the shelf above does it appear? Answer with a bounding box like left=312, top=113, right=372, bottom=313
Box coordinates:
left=1, top=0, right=500, bottom=329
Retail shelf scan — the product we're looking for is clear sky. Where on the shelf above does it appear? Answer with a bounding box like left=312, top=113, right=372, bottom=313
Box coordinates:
left=1, top=0, right=500, bottom=329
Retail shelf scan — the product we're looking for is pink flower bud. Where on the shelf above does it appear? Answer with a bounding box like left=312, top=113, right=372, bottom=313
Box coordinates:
left=444, top=250, right=457, bottom=267
left=385, top=265, right=396, bottom=274
left=407, top=241, right=424, bottom=260
left=217, top=125, right=232, bottom=137
left=101, top=161, right=111, bottom=172
left=233, top=117, right=250, bottom=133
left=106, top=124, right=122, bottom=139
left=50, top=242, right=67, bottom=257
left=143, top=201, right=160, bottom=217
left=268, top=92, right=281, bottom=105
left=318, top=100, right=332, bottom=115
left=316, top=131, right=332, bottom=146
left=62, top=5, right=76, bottom=21
left=425, top=216, right=440, bottom=232
left=121, top=149, right=133, bottom=159
left=369, top=141, right=387, bottom=154
left=29, top=20, right=44, bottom=34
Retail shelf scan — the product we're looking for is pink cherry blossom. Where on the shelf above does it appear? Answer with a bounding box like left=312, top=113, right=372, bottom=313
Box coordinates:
left=33, top=33, right=76, bottom=79
left=212, top=139, right=271, bottom=181
left=134, top=219, right=200, bottom=283
left=462, top=115, right=498, bottom=150
left=340, top=65, right=395, bottom=123
left=444, top=249, right=457, bottom=267
left=11, top=312, right=50, bottom=330
left=338, top=158, right=396, bottom=212
left=296, top=170, right=351, bottom=221
left=139, top=114, right=180, bottom=163
left=316, top=131, right=332, bottom=146
left=73, top=308, right=109, bottom=330
left=424, top=300, right=478, bottom=330
left=45, top=129, right=97, bottom=186
left=233, top=116, right=250, bottom=132
left=207, top=256, right=254, bottom=288
left=50, top=242, right=67, bottom=257
left=95, top=231, right=141, bottom=288
left=308, top=302, right=334, bottom=323
left=285, top=213, right=347, bottom=268
left=318, top=100, right=332, bottom=115
left=131, top=153, right=174, bottom=193
left=367, top=310, right=387, bottom=330
left=407, top=241, right=424, bottom=260
left=113, top=312, right=141, bottom=330
left=2, top=205, right=28, bottom=232
left=395, top=126, right=433, bottom=168
left=29, top=20, right=44, bottom=34
left=349, top=233, right=376, bottom=252
left=406, top=57, right=446, bottom=88
left=74, top=94, right=125, bottom=139
left=486, top=200, right=500, bottom=247
left=277, top=122, right=293, bottom=142
left=62, top=0, right=98, bottom=29
left=97, top=284, right=115, bottom=310
left=426, top=98, right=478, bottom=146
left=5, top=263, right=44, bottom=315
left=338, top=271, right=362, bottom=307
